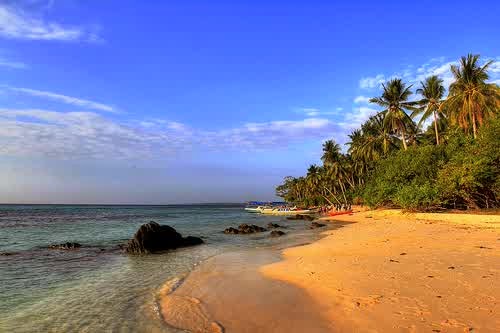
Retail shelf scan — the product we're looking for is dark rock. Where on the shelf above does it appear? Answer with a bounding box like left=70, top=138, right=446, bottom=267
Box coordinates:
left=309, top=222, right=326, bottom=229
left=182, top=236, right=204, bottom=247
left=48, top=242, right=82, bottom=250
left=125, top=222, right=203, bottom=254
left=267, top=223, right=285, bottom=229
left=287, top=214, right=314, bottom=221
left=223, top=227, right=240, bottom=234
left=270, top=230, right=286, bottom=237
left=0, top=252, right=17, bottom=256
left=224, top=223, right=267, bottom=234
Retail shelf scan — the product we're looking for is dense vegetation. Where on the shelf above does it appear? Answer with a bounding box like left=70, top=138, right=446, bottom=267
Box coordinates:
left=276, top=54, right=500, bottom=211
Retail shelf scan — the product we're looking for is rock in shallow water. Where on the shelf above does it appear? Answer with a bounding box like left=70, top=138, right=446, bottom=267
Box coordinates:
left=287, top=214, right=315, bottom=221
left=270, top=230, right=286, bottom=237
left=223, top=223, right=267, bottom=234
left=267, top=223, right=285, bottom=229
left=125, top=222, right=203, bottom=254
left=309, top=222, right=326, bottom=229
left=48, top=242, right=82, bottom=250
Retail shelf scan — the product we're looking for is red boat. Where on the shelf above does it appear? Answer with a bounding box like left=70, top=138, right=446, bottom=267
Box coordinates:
left=328, top=210, right=353, bottom=217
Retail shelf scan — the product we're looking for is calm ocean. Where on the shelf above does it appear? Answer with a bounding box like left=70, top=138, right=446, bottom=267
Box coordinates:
left=0, top=204, right=323, bottom=332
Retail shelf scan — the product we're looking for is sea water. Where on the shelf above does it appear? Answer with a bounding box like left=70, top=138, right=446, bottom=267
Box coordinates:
left=0, top=204, right=323, bottom=332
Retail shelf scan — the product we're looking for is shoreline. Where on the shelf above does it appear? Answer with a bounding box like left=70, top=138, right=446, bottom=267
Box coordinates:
left=159, top=209, right=499, bottom=332
left=158, top=224, right=343, bottom=333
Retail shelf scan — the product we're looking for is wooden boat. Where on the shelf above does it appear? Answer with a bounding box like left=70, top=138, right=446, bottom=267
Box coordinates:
left=328, top=210, right=353, bottom=217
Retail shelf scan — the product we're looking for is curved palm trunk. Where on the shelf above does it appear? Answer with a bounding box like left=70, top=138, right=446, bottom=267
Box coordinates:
left=433, top=110, right=440, bottom=145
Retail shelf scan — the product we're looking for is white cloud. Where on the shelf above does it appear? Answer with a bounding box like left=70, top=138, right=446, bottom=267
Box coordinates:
left=300, top=107, right=320, bottom=116
left=353, top=95, right=371, bottom=104
left=295, top=107, right=340, bottom=117
left=0, top=4, right=102, bottom=42
left=336, top=107, right=343, bottom=111
left=340, top=107, right=378, bottom=130
left=359, top=74, right=385, bottom=89
left=9, top=87, right=117, bottom=113
left=413, top=61, right=457, bottom=89
left=0, top=56, right=27, bottom=69
left=0, top=109, right=341, bottom=159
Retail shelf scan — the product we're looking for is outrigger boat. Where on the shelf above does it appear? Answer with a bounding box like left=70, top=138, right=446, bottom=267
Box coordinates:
left=260, top=207, right=312, bottom=216
left=244, top=201, right=285, bottom=213
left=244, top=206, right=267, bottom=213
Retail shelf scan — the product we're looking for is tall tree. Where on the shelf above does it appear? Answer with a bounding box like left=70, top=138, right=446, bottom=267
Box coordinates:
left=443, top=54, right=500, bottom=138
left=321, top=140, right=341, bottom=166
left=413, top=75, right=446, bottom=145
left=370, top=78, right=418, bottom=150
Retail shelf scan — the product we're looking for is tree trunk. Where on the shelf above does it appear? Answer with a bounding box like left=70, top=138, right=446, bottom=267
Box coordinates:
left=433, top=111, right=440, bottom=145
left=401, top=125, right=408, bottom=150
left=472, top=112, right=477, bottom=139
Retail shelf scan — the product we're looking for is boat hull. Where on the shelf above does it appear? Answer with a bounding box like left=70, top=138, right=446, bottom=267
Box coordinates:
left=260, top=209, right=312, bottom=216
left=244, top=207, right=262, bottom=213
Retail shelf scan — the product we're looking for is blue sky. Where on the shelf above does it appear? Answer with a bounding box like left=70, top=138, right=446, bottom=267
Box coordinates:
left=0, top=0, right=499, bottom=204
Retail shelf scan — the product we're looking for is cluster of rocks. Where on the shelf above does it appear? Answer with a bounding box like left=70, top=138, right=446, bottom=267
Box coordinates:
left=125, top=222, right=203, bottom=254
left=48, top=242, right=82, bottom=250
left=287, top=214, right=315, bottom=221
left=41, top=217, right=327, bottom=256
left=224, top=223, right=267, bottom=234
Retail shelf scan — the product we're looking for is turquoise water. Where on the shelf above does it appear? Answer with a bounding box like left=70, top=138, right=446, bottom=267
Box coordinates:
left=0, top=204, right=323, bottom=332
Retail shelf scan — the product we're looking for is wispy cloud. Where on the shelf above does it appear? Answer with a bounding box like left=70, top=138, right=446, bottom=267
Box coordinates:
left=9, top=87, right=117, bottom=113
left=339, top=107, right=378, bottom=130
left=295, top=107, right=340, bottom=117
left=359, top=56, right=500, bottom=92
left=0, top=109, right=340, bottom=159
left=0, top=4, right=102, bottom=42
left=0, top=56, right=27, bottom=69
left=353, top=95, right=371, bottom=104
left=359, top=74, right=385, bottom=89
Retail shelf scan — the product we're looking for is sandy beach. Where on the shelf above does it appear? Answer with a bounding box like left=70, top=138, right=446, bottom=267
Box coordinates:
left=160, top=209, right=500, bottom=332
left=262, top=210, right=500, bottom=332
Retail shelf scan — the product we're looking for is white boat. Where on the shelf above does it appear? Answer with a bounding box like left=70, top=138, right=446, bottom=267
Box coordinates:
left=259, top=207, right=312, bottom=216
left=244, top=205, right=271, bottom=213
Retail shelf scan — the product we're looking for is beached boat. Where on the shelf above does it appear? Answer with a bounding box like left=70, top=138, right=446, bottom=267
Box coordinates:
left=260, top=207, right=312, bottom=216
left=328, top=210, right=353, bottom=217
left=244, top=206, right=267, bottom=213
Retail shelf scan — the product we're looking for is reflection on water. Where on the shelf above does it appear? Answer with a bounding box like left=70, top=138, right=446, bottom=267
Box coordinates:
left=0, top=204, right=325, bottom=332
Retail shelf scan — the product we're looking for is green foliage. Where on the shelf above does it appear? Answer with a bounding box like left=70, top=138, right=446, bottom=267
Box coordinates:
left=436, top=117, right=500, bottom=208
left=362, top=145, right=445, bottom=209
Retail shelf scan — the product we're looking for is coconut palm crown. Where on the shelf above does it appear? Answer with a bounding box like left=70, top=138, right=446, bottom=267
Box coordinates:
left=413, top=75, right=446, bottom=144
left=369, top=78, right=419, bottom=150
left=444, top=54, right=500, bottom=138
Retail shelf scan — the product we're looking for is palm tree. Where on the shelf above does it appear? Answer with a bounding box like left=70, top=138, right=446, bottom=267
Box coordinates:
left=370, top=78, right=418, bottom=150
left=413, top=75, right=446, bottom=145
left=443, top=54, right=500, bottom=138
left=321, top=140, right=342, bottom=166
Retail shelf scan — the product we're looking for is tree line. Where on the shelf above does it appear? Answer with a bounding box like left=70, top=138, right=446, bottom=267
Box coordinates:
left=276, top=54, right=500, bottom=211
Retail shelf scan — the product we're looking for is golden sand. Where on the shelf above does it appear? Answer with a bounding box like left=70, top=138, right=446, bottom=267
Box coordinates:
left=261, top=210, right=500, bottom=332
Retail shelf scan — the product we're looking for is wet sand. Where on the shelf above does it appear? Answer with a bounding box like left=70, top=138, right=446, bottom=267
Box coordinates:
left=159, top=249, right=336, bottom=333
